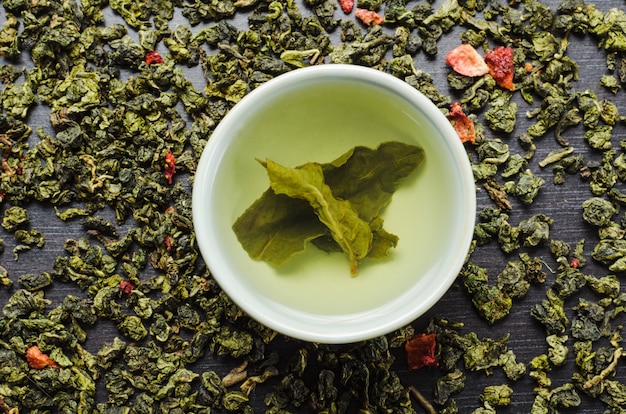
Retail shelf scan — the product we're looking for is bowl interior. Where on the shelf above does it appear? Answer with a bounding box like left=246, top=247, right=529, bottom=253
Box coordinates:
left=193, top=65, right=475, bottom=343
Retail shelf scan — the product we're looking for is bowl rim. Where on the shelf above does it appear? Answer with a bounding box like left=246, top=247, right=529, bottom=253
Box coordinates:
left=192, top=64, right=476, bottom=344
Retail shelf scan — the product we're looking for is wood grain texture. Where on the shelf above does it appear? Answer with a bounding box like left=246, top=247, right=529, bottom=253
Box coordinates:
left=1, top=1, right=626, bottom=412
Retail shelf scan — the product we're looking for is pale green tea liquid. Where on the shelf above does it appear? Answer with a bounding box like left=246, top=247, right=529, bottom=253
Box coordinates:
left=212, top=78, right=465, bottom=316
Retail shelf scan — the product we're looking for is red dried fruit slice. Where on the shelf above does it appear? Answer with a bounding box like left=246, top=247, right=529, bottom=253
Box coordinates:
left=445, top=44, right=489, bottom=77
left=485, top=46, right=515, bottom=90
left=448, top=102, right=477, bottom=144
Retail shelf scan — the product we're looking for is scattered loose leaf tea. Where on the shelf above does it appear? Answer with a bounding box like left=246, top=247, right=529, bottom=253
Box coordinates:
left=2, top=0, right=626, bottom=412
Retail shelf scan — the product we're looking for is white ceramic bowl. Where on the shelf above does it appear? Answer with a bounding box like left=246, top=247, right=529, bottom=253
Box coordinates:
left=192, top=64, right=475, bottom=344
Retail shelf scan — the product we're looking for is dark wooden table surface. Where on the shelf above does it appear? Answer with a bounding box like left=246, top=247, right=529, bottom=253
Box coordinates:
left=2, top=0, right=626, bottom=413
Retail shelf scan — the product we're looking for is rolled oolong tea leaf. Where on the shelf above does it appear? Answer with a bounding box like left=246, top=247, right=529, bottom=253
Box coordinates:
left=263, top=159, right=373, bottom=276
left=480, top=384, right=513, bottom=407
left=582, top=197, right=618, bottom=227
left=2, top=205, right=29, bottom=232
left=434, top=369, right=465, bottom=405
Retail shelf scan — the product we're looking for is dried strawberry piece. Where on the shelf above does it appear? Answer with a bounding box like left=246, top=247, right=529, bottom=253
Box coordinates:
left=445, top=44, right=489, bottom=77
left=164, top=149, right=176, bottom=184
left=448, top=102, right=477, bottom=144
left=405, top=333, right=438, bottom=370
left=355, top=8, right=384, bottom=26
left=119, top=280, right=135, bottom=298
left=26, top=346, right=60, bottom=369
left=485, top=46, right=515, bottom=90
left=145, top=51, right=164, bottom=65
left=339, top=0, right=354, bottom=13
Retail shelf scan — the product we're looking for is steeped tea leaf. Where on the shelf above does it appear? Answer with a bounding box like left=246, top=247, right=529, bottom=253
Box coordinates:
left=323, top=141, right=425, bottom=221
left=264, top=159, right=373, bottom=276
left=232, top=141, right=424, bottom=275
left=314, top=141, right=423, bottom=255
left=311, top=215, right=399, bottom=260
left=231, top=190, right=327, bottom=266
left=366, top=216, right=400, bottom=259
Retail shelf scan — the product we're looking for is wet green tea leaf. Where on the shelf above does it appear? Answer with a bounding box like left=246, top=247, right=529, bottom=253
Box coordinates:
left=232, top=141, right=424, bottom=275
left=322, top=141, right=425, bottom=222
left=310, top=215, right=399, bottom=260
left=230, top=190, right=326, bottom=267
left=264, top=159, right=373, bottom=276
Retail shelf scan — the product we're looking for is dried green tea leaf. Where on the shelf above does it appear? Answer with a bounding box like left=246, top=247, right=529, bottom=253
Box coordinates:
left=531, top=290, right=569, bottom=335
left=264, top=159, right=373, bottom=276
left=496, top=260, right=530, bottom=299
left=504, top=169, right=545, bottom=204
left=582, top=197, right=617, bottom=227
left=499, top=350, right=527, bottom=381
left=480, top=384, right=513, bottom=407
left=463, top=333, right=511, bottom=374
left=434, top=369, right=465, bottom=405
left=2, top=205, right=28, bottom=232
left=546, top=334, right=568, bottom=366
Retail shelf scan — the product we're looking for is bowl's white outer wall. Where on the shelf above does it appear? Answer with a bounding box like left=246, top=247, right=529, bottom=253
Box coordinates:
left=192, top=64, right=476, bottom=344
